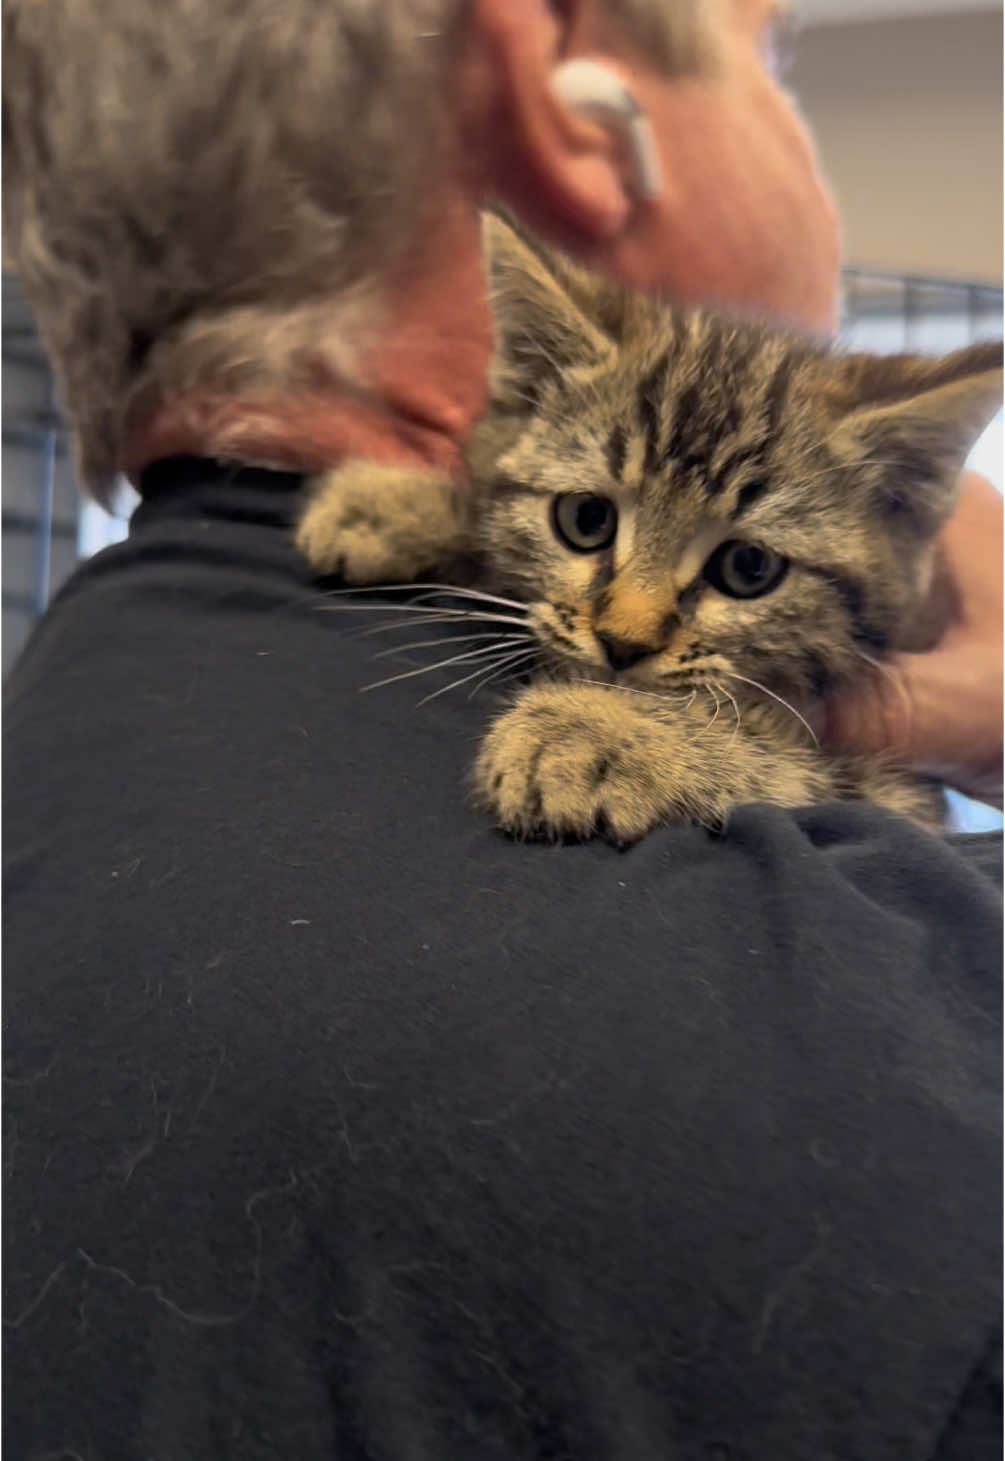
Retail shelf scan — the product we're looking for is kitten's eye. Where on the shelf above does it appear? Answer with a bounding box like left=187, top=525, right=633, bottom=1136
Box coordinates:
left=552, top=493, right=618, bottom=553
left=704, top=540, right=788, bottom=598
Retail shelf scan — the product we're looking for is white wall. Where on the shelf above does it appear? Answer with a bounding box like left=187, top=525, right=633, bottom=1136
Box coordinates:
left=792, top=9, right=1003, bottom=282
left=800, top=0, right=1000, bottom=23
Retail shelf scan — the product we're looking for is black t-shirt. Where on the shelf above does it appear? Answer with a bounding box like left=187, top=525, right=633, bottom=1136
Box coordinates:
left=4, top=458, right=1001, bottom=1460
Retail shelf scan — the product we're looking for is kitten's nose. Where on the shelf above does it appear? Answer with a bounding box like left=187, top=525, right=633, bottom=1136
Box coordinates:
left=598, top=634, right=651, bottom=673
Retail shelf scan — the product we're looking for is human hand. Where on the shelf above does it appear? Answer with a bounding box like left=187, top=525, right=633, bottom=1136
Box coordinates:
left=819, top=470, right=1003, bottom=807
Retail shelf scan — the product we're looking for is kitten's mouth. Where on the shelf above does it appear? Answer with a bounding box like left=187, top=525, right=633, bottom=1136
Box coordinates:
left=527, top=604, right=732, bottom=692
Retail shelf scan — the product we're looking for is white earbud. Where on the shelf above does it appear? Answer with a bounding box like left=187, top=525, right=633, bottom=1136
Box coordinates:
left=550, top=58, right=663, bottom=202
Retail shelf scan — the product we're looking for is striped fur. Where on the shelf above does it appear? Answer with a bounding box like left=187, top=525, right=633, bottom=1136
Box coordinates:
left=298, top=218, right=1003, bottom=841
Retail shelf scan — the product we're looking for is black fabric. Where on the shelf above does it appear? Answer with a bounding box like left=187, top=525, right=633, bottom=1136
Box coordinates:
left=4, top=456, right=1002, bottom=1461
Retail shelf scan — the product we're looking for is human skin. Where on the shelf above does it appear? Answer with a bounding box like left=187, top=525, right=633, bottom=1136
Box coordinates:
left=819, top=470, right=1003, bottom=808
left=125, top=0, right=1002, bottom=802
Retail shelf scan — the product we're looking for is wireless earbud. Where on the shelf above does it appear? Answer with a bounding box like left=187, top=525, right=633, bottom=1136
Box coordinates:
left=550, top=58, right=662, bottom=202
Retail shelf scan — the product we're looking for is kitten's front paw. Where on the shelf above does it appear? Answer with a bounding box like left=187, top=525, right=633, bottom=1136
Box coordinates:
left=296, top=468, right=400, bottom=583
left=296, top=461, right=466, bottom=584
left=473, top=683, right=679, bottom=844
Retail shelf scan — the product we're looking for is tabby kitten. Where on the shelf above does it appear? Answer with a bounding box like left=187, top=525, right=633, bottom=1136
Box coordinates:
left=297, top=216, right=1003, bottom=842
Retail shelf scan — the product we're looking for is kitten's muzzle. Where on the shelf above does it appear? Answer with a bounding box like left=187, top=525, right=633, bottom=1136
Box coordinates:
left=597, top=633, right=652, bottom=673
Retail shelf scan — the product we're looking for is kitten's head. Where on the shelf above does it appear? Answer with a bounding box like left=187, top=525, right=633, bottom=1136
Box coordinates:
left=468, top=215, right=1003, bottom=698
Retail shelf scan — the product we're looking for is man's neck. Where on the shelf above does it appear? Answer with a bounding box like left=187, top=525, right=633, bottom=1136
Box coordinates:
left=123, top=197, right=493, bottom=485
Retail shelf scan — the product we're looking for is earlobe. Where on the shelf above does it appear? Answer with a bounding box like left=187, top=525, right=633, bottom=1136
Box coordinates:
left=550, top=59, right=663, bottom=201
left=465, top=0, right=641, bottom=248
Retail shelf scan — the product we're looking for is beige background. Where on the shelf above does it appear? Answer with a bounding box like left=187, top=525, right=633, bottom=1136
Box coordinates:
left=792, top=8, right=1003, bottom=283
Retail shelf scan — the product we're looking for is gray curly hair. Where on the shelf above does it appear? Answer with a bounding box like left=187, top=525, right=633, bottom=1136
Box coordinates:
left=3, top=0, right=712, bottom=501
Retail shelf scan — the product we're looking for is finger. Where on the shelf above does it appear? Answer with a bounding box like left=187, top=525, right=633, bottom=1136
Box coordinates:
left=819, top=659, right=916, bottom=765
left=823, top=650, right=1002, bottom=806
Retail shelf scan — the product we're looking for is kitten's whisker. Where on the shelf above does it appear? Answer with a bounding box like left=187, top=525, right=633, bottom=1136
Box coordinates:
left=710, top=679, right=744, bottom=749
left=722, top=670, right=819, bottom=747
left=319, top=602, right=470, bottom=614
left=571, top=677, right=684, bottom=702
left=326, top=603, right=529, bottom=629
left=693, top=684, right=722, bottom=738
left=417, top=646, right=539, bottom=707
left=853, top=646, right=900, bottom=689
left=437, top=586, right=527, bottom=611
left=711, top=678, right=742, bottom=728
left=371, top=630, right=532, bottom=662
left=398, top=589, right=529, bottom=616
left=570, top=676, right=706, bottom=705
left=352, top=612, right=480, bottom=639
left=852, top=647, right=914, bottom=740
left=321, top=582, right=527, bottom=612
left=465, top=647, right=542, bottom=700
left=360, top=638, right=527, bottom=694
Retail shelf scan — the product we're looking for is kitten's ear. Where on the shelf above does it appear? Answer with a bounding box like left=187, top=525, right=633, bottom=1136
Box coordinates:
left=827, top=341, right=1003, bottom=528
left=481, top=211, right=616, bottom=408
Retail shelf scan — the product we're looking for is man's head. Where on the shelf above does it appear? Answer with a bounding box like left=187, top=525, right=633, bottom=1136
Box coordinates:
left=3, top=0, right=838, bottom=499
